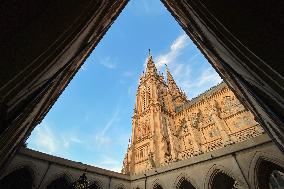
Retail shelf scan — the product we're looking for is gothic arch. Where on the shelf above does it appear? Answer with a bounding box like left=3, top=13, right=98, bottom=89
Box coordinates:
left=0, top=166, right=34, bottom=189
left=1, top=161, right=37, bottom=181
left=174, top=173, right=197, bottom=189
left=248, top=151, right=284, bottom=189
left=43, top=172, right=73, bottom=189
left=151, top=179, right=165, bottom=189
left=204, top=164, right=244, bottom=189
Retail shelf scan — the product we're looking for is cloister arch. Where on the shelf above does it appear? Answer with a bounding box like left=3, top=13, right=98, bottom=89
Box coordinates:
left=46, top=174, right=72, bottom=189
left=0, top=167, right=34, bottom=189
left=210, top=172, right=236, bottom=189
left=153, top=183, right=163, bottom=189
left=205, top=165, right=243, bottom=189
left=174, top=173, right=197, bottom=189
left=249, top=152, right=284, bottom=189
left=151, top=178, right=165, bottom=189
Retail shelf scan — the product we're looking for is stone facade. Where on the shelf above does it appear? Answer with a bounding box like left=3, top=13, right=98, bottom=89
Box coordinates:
left=122, top=53, right=265, bottom=175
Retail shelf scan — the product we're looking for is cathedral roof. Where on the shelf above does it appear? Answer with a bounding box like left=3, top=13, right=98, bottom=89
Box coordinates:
left=175, top=81, right=225, bottom=113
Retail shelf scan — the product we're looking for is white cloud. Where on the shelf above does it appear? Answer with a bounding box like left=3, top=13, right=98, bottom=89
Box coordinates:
left=152, top=33, right=222, bottom=99
left=94, top=107, right=120, bottom=147
left=98, top=56, right=116, bottom=69
left=28, top=121, right=83, bottom=154
left=177, top=68, right=222, bottom=98
left=29, top=122, right=58, bottom=153
left=155, top=33, right=190, bottom=69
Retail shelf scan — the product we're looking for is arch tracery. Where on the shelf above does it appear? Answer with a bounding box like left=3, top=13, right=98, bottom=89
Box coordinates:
left=174, top=173, right=197, bottom=189
left=248, top=152, right=284, bottom=189
left=205, top=164, right=243, bottom=189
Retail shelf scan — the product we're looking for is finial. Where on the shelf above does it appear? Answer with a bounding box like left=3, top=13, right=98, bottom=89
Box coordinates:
left=148, top=49, right=151, bottom=56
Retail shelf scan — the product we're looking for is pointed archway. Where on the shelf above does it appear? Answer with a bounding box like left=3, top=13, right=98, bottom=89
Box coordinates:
left=46, top=176, right=70, bottom=189
left=256, top=160, right=284, bottom=189
left=178, top=179, right=196, bottom=189
left=0, top=167, right=33, bottom=189
left=179, top=179, right=196, bottom=189
left=153, top=183, right=163, bottom=189
left=210, top=172, right=236, bottom=189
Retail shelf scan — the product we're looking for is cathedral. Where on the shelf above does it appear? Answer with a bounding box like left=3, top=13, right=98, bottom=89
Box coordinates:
left=0, top=54, right=284, bottom=189
left=1, top=1, right=283, bottom=188
left=122, top=52, right=265, bottom=175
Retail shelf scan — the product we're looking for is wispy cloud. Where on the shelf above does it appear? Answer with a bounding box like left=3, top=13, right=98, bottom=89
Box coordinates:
left=98, top=56, right=116, bottom=69
left=153, top=33, right=222, bottom=98
left=94, top=106, right=120, bottom=147
left=155, top=33, right=190, bottom=69
left=30, top=122, right=57, bottom=153
left=177, top=68, right=222, bottom=98
left=28, top=121, right=83, bottom=154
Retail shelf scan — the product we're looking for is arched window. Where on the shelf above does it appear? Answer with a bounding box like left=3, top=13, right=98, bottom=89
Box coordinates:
left=211, top=172, right=236, bottom=189
left=0, top=167, right=33, bottom=189
left=257, top=160, right=284, bottom=189
left=47, top=176, right=70, bottom=189
left=178, top=179, right=196, bottom=189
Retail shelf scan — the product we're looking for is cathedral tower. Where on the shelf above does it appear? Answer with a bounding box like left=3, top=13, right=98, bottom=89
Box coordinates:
left=122, top=51, right=188, bottom=174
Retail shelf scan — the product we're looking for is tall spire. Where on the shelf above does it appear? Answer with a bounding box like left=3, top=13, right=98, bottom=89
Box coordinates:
left=145, top=49, right=157, bottom=75
left=166, top=65, right=178, bottom=90
left=166, top=65, right=187, bottom=100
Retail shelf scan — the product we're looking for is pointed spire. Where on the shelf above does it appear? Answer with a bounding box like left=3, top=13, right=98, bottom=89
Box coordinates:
left=166, top=64, right=175, bottom=84
left=166, top=65, right=187, bottom=100
left=145, top=49, right=157, bottom=75
left=166, top=64, right=178, bottom=88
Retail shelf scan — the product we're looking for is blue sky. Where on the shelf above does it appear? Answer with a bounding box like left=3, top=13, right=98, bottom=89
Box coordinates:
left=27, top=0, right=222, bottom=172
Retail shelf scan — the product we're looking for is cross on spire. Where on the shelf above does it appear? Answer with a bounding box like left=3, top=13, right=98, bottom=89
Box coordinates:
left=145, top=49, right=157, bottom=75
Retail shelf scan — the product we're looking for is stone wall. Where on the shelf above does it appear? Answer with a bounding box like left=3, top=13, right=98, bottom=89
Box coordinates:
left=1, top=148, right=130, bottom=189
left=2, top=134, right=284, bottom=189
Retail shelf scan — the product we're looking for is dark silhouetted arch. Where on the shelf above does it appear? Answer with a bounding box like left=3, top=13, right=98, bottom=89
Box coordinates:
left=153, top=183, right=163, bottom=189
left=257, top=160, right=284, bottom=189
left=0, top=167, right=33, bottom=189
left=47, top=176, right=70, bottom=189
left=211, top=172, right=236, bottom=189
left=178, top=179, right=196, bottom=189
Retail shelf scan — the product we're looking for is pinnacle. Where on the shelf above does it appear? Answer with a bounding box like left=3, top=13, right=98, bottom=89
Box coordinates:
left=145, top=49, right=157, bottom=75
